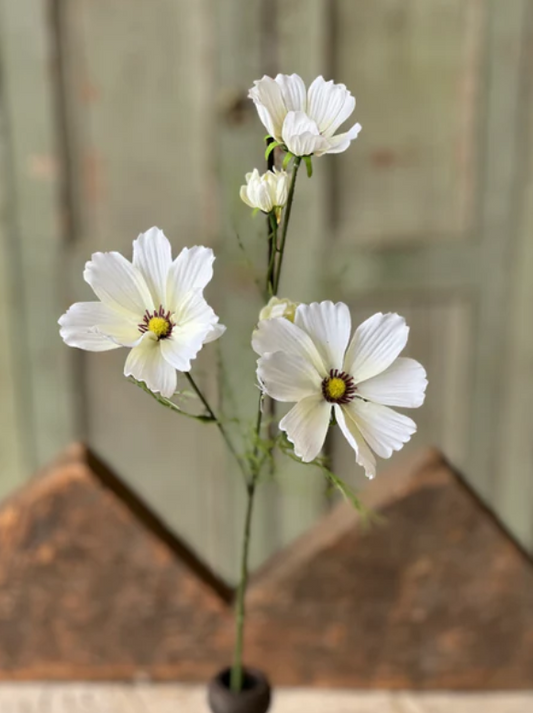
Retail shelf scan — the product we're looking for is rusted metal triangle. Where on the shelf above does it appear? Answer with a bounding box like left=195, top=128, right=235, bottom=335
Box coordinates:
left=0, top=445, right=532, bottom=688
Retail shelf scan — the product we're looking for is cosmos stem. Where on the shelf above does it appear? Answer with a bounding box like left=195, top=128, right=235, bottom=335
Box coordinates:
left=273, top=156, right=301, bottom=294
left=231, top=155, right=303, bottom=693
left=184, top=372, right=247, bottom=480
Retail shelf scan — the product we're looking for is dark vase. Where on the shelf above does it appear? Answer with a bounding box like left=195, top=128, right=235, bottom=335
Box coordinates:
left=207, top=667, right=272, bottom=713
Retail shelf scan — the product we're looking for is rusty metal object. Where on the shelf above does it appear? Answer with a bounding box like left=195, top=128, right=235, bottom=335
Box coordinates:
left=0, top=445, right=532, bottom=688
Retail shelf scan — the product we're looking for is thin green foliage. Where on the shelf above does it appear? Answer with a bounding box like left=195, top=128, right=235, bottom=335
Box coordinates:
left=128, top=377, right=215, bottom=423
left=276, top=432, right=377, bottom=525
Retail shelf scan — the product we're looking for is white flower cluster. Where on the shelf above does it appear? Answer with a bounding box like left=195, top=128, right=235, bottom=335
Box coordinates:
left=59, top=73, right=427, bottom=481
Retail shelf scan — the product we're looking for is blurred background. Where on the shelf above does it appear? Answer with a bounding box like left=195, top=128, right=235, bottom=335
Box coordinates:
left=0, top=0, right=532, bottom=585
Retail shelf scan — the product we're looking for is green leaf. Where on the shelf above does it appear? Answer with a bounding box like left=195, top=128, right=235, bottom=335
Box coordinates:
left=304, top=155, right=313, bottom=178
left=265, top=141, right=280, bottom=160
left=282, top=152, right=294, bottom=170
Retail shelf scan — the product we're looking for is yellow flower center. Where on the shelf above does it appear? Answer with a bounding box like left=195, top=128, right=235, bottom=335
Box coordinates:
left=138, top=306, right=174, bottom=340
left=321, top=369, right=357, bottom=404
left=325, top=377, right=347, bottom=401
left=148, top=316, right=172, bottom=338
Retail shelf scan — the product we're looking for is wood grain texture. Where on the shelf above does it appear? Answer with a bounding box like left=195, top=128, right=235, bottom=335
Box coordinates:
left=1, top=0, right=533, bottom=589
left=334, top=0, right=483, bottom=246
left=0, top=685, right=531, bottom=713
left=495, top=2, right=533, bottom=548
left=0, top=0, right=77, bottom=469
left=58, top=0, right=234, bottom=579
left=1, top=445, right=532, bottom=689
left=0, top=102, right=25, bottom=493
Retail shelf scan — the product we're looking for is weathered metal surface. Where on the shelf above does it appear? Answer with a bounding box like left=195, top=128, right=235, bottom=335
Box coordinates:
left=0, top=446, right=532, bottom=688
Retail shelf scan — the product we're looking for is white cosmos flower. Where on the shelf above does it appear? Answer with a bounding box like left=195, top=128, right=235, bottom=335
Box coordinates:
left=59, top=227, right=225, bottom=398
left=240, top=168, right=289, bottom=214
left=249, top=74, right=362, bottom=157
left=253, top=302, right=427, bottom=479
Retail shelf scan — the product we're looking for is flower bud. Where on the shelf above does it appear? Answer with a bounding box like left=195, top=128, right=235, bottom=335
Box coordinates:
left=240, top=168, right=289, bottom=214
left=259, top=296, right=298, bottom=323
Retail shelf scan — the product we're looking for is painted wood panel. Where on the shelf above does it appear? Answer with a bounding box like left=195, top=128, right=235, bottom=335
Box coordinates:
left=0, top=128, right=25, bottom=493
left=0, top=0, right=77, bottom=473
left=1, top=0, right=533, bottom=576
left=335, top=0, right=484, bottom=246
left=58, top=0, right=233, bottom=576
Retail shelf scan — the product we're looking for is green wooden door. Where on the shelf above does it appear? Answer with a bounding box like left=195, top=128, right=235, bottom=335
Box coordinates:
left=1, top=0, right=532, bottom=581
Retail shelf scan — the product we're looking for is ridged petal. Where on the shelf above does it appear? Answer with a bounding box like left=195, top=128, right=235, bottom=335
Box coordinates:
left=84, top=251, right=154, bottom=318
left=279, top=395, right=331, bottom=463
left=257, top=351, right=322, bottom=403
left=132, top=227, right=172, bottom=306
left=357, top=357, right=428, bottom=408
left=124, top=333, right=177, bottom=397
left=294, top=301, right=351, bottom=372
left=344, top=313, right=409, bottom=384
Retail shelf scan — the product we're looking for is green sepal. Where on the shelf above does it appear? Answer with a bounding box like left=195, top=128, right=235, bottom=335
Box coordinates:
left=252, top=207, right=261, bottom=218
left=282, top=152, right=294, bottom=169
left=265, top=141, right=280, bottom=161
left=304, top=155, right=313, bottom=178
left=264, top=134, right=273, bottom=142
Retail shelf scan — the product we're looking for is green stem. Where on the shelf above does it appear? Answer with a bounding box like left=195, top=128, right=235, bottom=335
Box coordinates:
left=265, top=212, right=278, bottom=297
left=231, top=155, right=303, bottom=692
left=230, top=467, right=259, bottom=691
left=272, top=156, right=302, bottom=294
left=185, top=372, right=247, bottom=480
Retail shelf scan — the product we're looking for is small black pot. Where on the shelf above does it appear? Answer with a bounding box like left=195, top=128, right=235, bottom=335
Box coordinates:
left=207, top=667, right=272, bottom=713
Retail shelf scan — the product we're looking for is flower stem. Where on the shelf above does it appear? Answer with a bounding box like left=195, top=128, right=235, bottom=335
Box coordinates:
left=231, top=158, right=303, bottom=692
left=272, top=156, right=302, bottom=294
left=231, top=151, right=305, bottom=692
left=230, top=457, right=260, bottom=691
left=265, top=212, right=278, bottom=296
left=185, top=372, right=247, bottom=480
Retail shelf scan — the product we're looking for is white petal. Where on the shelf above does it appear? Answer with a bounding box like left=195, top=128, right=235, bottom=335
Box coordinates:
left=281, top=111, right=329, bottom=157
left=307, top=77, right=356, bottom=137
left=84, top=251, right=153, bottom=317
left=203, top=323, right=226, bottom=344
left=166, top=246, right=215, bottom=310
left=344, top=313, right=409, bottom=384
left=357, top=357, right=428, bottom=408
left=275, top=73, right=306, bottom=112
left=348, top=400, right=417, bottom=459
left=255, top=181, right=274, bottom=213
left=161, top=291, right=218, bottom=372
left=257, top=351, right=322, bottom=403
left=249, top=76, right=287, bottom=141
left=59, top=301, right=139, bottom=351
left=124, top=334, right=177, bottom=398
left=132, top=227, right=172, bottom=305
left=240, top=185, right=255, bottom=209
left=252, top=317, right=327, bottom=377
left=294, top=301, right=351, bottom=372
left=280, top=395, right=331, bottom=463
left=324, top=122, right=362, bottom=155
left=334, top=404, right=377, bottom=479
